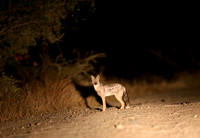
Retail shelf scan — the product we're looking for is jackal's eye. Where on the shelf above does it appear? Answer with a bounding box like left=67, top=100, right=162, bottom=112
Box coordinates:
left=94, top=82, right=97, bottom=85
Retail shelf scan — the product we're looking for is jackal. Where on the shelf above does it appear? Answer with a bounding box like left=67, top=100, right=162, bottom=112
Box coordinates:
left=91, top=75, right=130, bottom=111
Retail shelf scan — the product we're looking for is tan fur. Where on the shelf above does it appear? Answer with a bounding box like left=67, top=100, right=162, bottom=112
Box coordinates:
left=91, top=75, right=130, bottom=111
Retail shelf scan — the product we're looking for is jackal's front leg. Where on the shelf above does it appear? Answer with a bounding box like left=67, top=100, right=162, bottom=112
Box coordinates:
left=101, top=96, right=106, bottom=111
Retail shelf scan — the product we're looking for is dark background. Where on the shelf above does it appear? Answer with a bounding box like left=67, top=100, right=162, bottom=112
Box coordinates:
left=63, top=1, right=200, bottom=79
left=1, top=1, right=199, bottom=80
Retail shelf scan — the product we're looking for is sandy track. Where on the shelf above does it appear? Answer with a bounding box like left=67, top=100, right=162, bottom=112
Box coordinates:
left=35, top=102, right=200, bottom=138
left=1, top=95, right=200, bottom=138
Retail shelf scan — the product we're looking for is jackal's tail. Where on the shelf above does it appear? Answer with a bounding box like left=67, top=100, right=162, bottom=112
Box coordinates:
left=123, top=88, right=130, bottom=109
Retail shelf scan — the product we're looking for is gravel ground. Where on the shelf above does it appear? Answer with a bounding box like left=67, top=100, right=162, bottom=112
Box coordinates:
left=1, top=90, right=200, bottom=138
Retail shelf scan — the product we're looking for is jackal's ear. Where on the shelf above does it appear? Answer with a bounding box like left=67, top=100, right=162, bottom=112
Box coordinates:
left=91, top=75, right=95, bottom=80
left=96, top=75, right=100, bottom=80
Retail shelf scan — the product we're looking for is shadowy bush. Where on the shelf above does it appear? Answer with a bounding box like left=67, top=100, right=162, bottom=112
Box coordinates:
left=0, top=73, right=24, bottom=122
left=0, top=76, right=86, bottom=122
left=0, top=52, right=105, bottom=122
left=0, top=0, right=96, bottom=70
left=0, top=0, right=102, bottom=122
left=16, top=52, right=105, bottom=83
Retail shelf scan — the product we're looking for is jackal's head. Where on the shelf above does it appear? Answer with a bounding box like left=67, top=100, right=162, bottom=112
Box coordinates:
left=91, top=75, right=100, bottom=86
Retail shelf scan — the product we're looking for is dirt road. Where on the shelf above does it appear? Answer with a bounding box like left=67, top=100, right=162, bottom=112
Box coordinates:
left=1, top=91, right=200, bottom=138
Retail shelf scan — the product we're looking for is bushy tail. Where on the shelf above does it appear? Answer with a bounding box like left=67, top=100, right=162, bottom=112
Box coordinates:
left=123, top=88, right=130, bottom=109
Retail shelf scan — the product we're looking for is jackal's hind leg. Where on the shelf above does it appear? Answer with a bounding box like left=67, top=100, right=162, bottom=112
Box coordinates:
left=115, top=94, right=125, bottom=110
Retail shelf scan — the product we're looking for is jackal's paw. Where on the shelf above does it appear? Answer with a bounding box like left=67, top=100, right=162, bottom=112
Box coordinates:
left=125, top=106, right=130, bottom=109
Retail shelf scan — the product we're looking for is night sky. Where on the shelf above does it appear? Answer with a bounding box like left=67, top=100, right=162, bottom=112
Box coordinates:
left=64, top=1, right=200, bottom=79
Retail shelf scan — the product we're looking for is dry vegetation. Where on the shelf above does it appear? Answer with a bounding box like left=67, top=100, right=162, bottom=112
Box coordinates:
left=129, top=71, right=200, bottom=98
left=0, top=78, right=86, bottom=122
left=1, top=70, right=200, bottom=122
left=0, top=52, right=105, bottom=122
